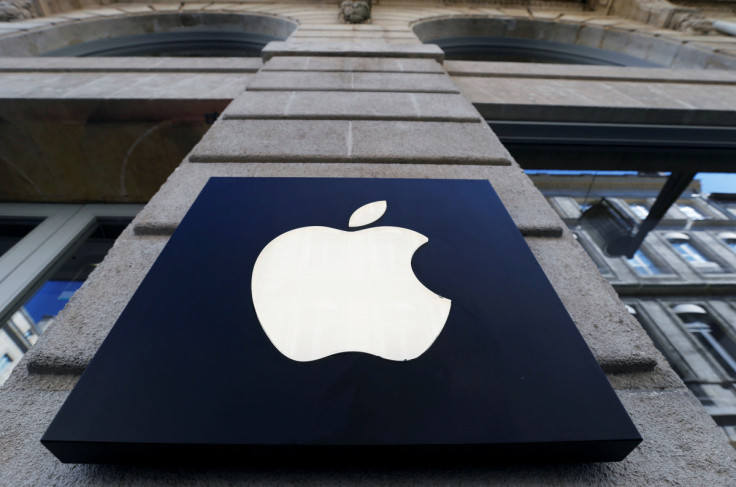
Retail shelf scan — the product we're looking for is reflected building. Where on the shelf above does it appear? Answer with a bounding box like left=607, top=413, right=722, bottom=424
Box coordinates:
left=534, top=173, right=736, bottom=446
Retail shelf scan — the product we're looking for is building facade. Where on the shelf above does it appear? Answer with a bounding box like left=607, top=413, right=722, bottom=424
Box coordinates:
left=536, top=173, right=736, bottom=446
left=2, top=0, right=736, bottom=484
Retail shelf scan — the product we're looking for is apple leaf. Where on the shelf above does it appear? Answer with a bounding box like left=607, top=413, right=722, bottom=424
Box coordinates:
left=349, top=201, right=387, bottom=228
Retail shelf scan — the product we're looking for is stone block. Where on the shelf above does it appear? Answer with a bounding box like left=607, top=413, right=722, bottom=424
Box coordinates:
left=246, top=71, right=459, bottom=93
left=0, top=57, right=260, bottom=74
left=526, top=232, right=659, bottom=373
left=189, top=119, right=349, bottom=163
left=444, top=60, right=736, bottom=83
left=706, top=51, right=736, bottom=70
left=24, top=229, right=169, bottom=374
left=613, top=389, right=736, bottom=484
left=606, top=361, right=685, bottom=391
left=222, top=91, right=479, bottom=122
left=600, top=28, right=632, bottom=53
left=262, top=41, right=444, bottom=61
left=132, top=162, right=561, bottom=244
left=349, top=120, right=511, bottom=165
left=262, top=56, right=444, bottom=73
left=576, top=24, right=605, bottom=49
left=189, top=120, right=511, bottom=165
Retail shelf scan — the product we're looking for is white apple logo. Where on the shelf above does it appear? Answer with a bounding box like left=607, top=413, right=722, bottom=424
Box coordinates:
left=251, top=200, right=452, bottom=362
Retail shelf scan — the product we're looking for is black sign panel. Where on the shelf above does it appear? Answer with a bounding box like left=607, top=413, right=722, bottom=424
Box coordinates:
left=42, top=178, right=641, bottom=465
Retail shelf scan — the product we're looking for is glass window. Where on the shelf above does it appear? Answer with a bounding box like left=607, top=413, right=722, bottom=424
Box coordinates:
left=630, top=204, right=649, bottom=219
left=665, top=233, right=723, bottom=273
left=670, top=240, right=708, bottom=264
left=679, top=205, right=706, bottom=220
left=627, top=249, right=664, bottom=276
left=675, top=305, right=736, bottom=379
left=0, top=205, right=141, bottom=387
left=0, top=353, right=11, bottom=374
left=719, top=233, right=736, bottom=254
left=0, top=217, right=43, bottom=258
left=3, top=219, right=129, bottom=354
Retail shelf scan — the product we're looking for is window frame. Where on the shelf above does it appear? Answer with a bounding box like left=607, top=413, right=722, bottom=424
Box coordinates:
left=0, top=203, right=142, bottom=326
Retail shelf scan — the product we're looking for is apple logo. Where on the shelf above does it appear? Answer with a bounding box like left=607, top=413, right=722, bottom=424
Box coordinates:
left=251, top=200, right=452, bottom=362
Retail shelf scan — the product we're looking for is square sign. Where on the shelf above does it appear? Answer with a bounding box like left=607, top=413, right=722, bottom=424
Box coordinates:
left=42, top=178, right=641, bottom=465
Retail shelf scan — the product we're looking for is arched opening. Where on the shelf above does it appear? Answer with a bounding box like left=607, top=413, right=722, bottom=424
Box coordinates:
left=412, top=16, right=680, bottom=67
left=0, top=12, right=298, bottom=57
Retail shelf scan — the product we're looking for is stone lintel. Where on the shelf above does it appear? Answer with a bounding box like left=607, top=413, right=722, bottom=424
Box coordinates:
left=222, top=91, right=480, bottom=122
left=247, top=71, right=459, bottom=93
left=262, top=56, right=444, bottom=73
left=262, top=41, right=444, bottom=62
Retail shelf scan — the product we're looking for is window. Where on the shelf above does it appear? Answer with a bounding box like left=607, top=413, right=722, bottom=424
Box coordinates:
left=0, top=204, right=141, bottom=386
left=674, top=304, right=736, bottom=379
left=679, top=205, right=706, bottom=221
left=627, top=249, right=665, bottom=276
left=0, top=353, right=11, bottom=374
left=629, top=204, right=649, bottom=220
left=572, top=232, right=613, bottom=277
left=665, top=232, right=723, bottom=273
left=720, top=232, right=736, bottom=254
left=0, top=218, right=43, bottom=258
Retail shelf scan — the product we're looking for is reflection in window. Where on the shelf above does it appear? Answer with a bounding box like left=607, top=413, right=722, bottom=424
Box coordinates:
left=630, top=204, right=649, bottom=219
left=674, top=304, right=736, bottom=378
left=0, top=353, right=11, bottom=374
left=1, top=218, right=130, bottom=386
left=687, top=382, right=715, bottom=407
left=666, top=232, right=722, bottom=273
left=627, top=249, right=664, bottom=276
left=720, top=233, right=736, bottom=254
left=671, top=240, right=708, bottom=263
left=679, top=205, right=706, bottom=220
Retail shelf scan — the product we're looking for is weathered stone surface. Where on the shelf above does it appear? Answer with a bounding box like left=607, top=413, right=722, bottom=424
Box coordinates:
left=0, top=72, right=251, bottom=99
left=1, top=388, right=735, bottom=485
left=527, top=232, right=659, bottom=373
left=133, top=161, right=559, bottom=240
left=190, top=120, right=349, bottom=163
left=189, top=120, right=511, bottom=165
left=24, top=228, right=169, bottom=374
left=262, top=56, right=444, bottom=73
left=247, top=71, right=459, bottom=93
left=222, top=91, right=479, bottom=122
left=454, top=76, right=736, bottom=125
left=606, top=361, right=685, bottom=390
left=444, top=60, right=736, bottom=83
left=349, top=120, right=511, bottom=164
left=262, top=41, right=444, bottom=61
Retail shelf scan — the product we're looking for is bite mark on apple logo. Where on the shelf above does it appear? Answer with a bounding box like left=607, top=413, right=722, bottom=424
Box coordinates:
left=251, top=200, right=452, bottom=362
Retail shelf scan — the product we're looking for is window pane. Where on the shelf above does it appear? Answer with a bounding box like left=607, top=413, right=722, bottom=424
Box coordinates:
left=680, top=313, right=736, bottom=379
left=0, top=218, right=44, bottom=258
left=679, top=205, right=705, bottom=220
left=725, top=240, right=736, bottom=254
left=627, top=250, right=663, bottom=276
left=630, top=204, right=649, bottom=219
left=671, top=240, right=705, bottom=263
left=0, top=218, right=130, bottom=386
